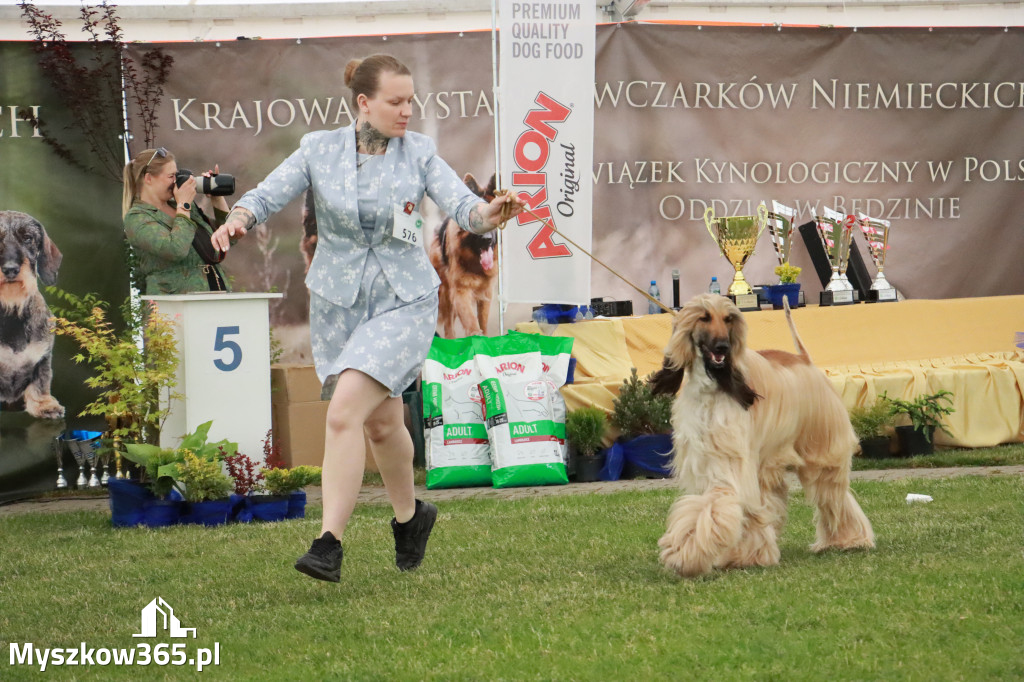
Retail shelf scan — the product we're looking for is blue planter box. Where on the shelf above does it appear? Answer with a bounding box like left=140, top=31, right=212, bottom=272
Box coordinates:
left=765, top=283, right=801, bottom=309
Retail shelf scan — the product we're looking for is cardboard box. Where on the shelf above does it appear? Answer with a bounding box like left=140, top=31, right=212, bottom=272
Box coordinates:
left=271, top=363, right=323, bottom=405
left=269, top=364, right=378, bottom=471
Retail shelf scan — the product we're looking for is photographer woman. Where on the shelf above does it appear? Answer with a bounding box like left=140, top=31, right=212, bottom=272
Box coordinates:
left=123, top=147, right=230, bottom=294
left=211, top=54, right=526, bottom=582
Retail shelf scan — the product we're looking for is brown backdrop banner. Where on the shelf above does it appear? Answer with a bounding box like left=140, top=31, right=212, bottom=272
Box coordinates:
left=128, top=25, right=1024, bottom=356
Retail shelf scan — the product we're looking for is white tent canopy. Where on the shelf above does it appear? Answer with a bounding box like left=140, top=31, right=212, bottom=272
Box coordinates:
left=0, top=1, right=1020, bottom=42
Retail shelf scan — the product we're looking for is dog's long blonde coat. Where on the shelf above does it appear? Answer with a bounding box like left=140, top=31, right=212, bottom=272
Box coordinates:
left=654, top=294, right=874, bottom=577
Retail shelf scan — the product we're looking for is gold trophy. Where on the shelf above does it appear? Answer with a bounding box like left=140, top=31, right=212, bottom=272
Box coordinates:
left=703, top=203, right=769, bottom=310
left=857, top=212, right=896, bottom=302
left=815, top=206, right=855, bottom=305
left=768, top=200, right=797, bottom=276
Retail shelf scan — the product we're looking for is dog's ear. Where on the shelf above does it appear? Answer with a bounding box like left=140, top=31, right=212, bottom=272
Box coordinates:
left=35, top=223, right=62, bottom=286
left=721, top=366, right=760, bottom=410
left=437, top=220, right=450, bottom=266
left=648, top=361, right=684, bottom=396
left=301, top=189, right=318, bottom=238
left=663, top=308, right=696, bottom=372
left=727, top=300, right=749, bottom=357
left=463, top=173, right=482, bottom=197
left=484, top=174, right=498, bottom=200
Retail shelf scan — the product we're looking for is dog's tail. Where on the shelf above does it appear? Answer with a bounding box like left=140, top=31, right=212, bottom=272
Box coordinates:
left=782, top=297, right=812, bottom=363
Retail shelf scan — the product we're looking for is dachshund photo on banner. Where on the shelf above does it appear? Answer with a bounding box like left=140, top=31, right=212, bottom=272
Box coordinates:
left=0, top=210, right=65, bottom=420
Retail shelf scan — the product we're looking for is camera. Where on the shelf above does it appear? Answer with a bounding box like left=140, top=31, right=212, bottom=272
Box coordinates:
left=175, top=169, right=235, bottom=196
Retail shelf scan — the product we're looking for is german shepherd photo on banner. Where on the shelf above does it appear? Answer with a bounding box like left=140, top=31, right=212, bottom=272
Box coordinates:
left=299, top=173, right=499, bottom=339
left=429, top=173, right=498, bottom=338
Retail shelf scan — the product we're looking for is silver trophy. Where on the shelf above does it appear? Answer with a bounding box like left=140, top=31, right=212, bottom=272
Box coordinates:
left=100, top=446, right=111, bottom=486
left=69, top=438, right=88, bottom=489
left=53, top=437, right=68, bottom=489
left=857, top=212, right=896, bottom=301
left=83, top=439, right=101, bottom=488
left=816, top=207, right=855, bottom=304
left=768, top=201, right=797, bottom=274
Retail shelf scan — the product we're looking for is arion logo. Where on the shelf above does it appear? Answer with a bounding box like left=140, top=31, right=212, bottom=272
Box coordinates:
left=512, top=91, right=573, bottom=259
left=133, top=598, right=196, bottom=639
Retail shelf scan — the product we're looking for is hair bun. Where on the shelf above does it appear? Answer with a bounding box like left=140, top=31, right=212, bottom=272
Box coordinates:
left=344, top=59, right=362, bottom=87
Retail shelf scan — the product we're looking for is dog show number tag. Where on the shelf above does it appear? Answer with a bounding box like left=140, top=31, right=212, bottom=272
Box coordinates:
left=392, top=202, right=423, bottom=246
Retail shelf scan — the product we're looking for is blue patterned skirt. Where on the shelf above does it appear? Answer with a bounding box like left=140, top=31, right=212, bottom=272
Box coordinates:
left=310, top=252, right=438, bottom=399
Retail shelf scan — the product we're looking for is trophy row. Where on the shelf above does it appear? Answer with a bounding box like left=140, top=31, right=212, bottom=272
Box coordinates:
left=703, top=201, right=895, bottom=309
left=53, top=431, right=114, bottom=490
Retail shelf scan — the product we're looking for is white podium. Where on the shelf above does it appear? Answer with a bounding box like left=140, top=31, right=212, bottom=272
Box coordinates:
left=142, top=292, right=284, bottom=465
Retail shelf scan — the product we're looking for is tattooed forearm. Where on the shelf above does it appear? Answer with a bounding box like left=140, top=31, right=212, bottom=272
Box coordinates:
left=469, top=204, right=488, bottom=233
left=356, top=121, right=390, bottom=155
left=227, top=207, right=257, bottom=231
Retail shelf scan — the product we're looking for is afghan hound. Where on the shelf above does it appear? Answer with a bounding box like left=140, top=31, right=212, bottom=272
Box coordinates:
left=649, top=294, right=874, bottom=577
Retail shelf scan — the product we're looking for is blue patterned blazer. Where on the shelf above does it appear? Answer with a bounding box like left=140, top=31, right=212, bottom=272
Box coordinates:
left=235, top=124, right=481, bottom=307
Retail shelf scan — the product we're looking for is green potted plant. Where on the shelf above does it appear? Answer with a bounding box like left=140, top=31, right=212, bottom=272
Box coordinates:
left=238, top=431, right=319, bottom=522
left=48, top=288, right=180, bottom=480
left=848, top=397, right=896, bottom=459
left=117, top=421, right=236, bottom=527
left=610, top=368, right=674, bottom=479
left=565, top=406, right=608, bottom=483
left=176, top=451, right=235, bottom=526
left=262, top=465, right=322, bottom=519
left=884, top=390, right=955, bottom=456
left=764, top=263, right=802, bottom=309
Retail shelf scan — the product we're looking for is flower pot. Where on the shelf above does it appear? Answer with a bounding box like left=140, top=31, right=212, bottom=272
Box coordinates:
left=621, top=433, right=674, bottom=478
left=108, top=478, right=152, bottom=527
left=765, top=283, right=801, bottom=310
left=228, top=493, right=247, bottom=522
left=858, top=435, right=892, bottom=459
left=181, top=498, right=233, bottom=526
left=896, top=425, right=935, bottom=456
left=241, top=494, right=289, bottom=522
left=286, top=490, right=307, bottom=519
left=142, top=497, right=183, bottom=528
left=565, top=446, right=578, bottom=479
left=574, top=454, right=606, bottom=483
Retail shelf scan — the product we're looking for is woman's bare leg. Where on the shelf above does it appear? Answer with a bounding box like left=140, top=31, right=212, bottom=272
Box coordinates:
left=364, top=395, right=416, bottom=524
left=319, top=369, right=389, bottom=539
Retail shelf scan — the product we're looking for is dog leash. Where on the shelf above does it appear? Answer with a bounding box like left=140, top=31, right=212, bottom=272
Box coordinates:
left=496, top=193, right=674, bottom=314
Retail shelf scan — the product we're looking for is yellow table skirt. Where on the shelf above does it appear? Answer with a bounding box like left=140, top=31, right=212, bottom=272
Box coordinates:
left=517, top=296, right=1024, bottom=448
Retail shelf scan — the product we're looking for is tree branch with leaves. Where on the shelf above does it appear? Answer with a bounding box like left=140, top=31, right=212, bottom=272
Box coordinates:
left=18, top=0, right=173, bottom=181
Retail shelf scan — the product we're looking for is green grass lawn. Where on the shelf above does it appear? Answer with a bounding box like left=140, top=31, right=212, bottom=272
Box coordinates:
left=2, top=474, right=1022, bottom=681
left=851, top=442, right=1024, bottom=471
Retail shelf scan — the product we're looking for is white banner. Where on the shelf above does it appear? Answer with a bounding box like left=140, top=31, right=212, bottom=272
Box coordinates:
left=499, top=0, right=595, bottom=305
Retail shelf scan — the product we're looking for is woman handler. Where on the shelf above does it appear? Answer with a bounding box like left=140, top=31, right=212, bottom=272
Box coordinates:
left=212, top=54, right=525, bottom=581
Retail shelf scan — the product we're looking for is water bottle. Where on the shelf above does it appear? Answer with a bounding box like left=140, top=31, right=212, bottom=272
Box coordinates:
left=709, top=276, right=721, bottom=295
left=647, top=280, right=661, bottom=314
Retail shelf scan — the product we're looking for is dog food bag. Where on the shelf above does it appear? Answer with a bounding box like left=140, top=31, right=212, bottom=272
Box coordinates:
left=422, top=337, right=492, bottom=489
left=513, top=332, right=574, bottom=465
left=474, top=334, right=568, bottom=489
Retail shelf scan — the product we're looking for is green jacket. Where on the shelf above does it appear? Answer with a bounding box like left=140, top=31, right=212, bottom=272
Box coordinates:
left=124, top=201, right=230, bottom=295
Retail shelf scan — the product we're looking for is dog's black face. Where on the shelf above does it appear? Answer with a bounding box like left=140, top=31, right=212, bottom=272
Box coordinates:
left=463, top=230, right=498, bottom=255
left=650, top=294, right=758, bottom=408
left=0, top=211, right=61, bottom=291
left=694, top=309, right=737, bottom=378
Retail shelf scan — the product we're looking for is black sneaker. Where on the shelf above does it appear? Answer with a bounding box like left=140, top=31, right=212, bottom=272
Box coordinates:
left=294, top=531, right=343, bottom=582
left=391, top=500, right=437, bottom=571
